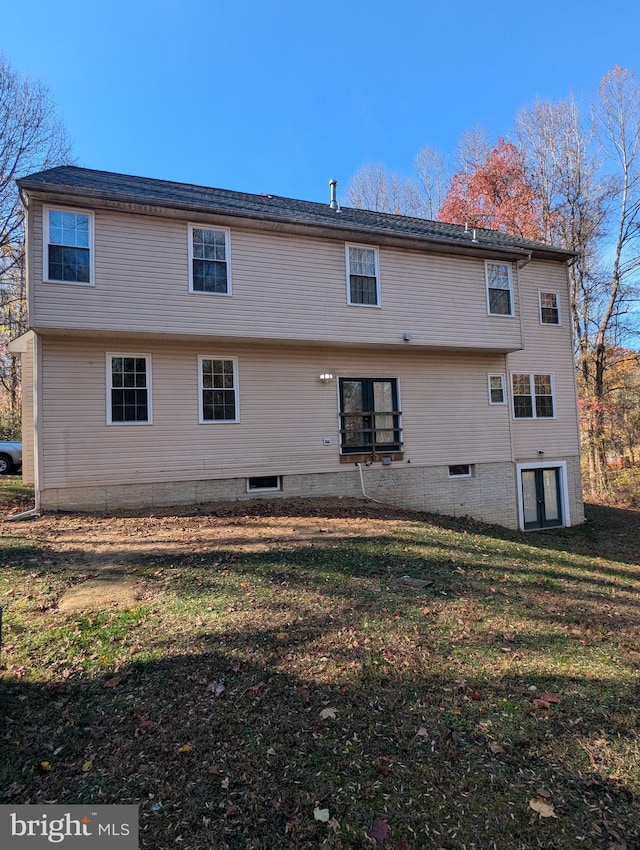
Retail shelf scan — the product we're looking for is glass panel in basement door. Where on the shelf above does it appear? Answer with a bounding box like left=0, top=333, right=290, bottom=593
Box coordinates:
left=522, top=470, right=539, bottom=526
left=542, top=468, right=560, bottom=522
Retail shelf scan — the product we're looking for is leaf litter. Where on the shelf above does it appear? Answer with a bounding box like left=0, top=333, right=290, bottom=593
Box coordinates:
left=2, top=496, right=640, bottom=848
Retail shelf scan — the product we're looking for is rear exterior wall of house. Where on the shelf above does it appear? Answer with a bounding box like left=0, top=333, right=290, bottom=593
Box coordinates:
left=17, top=189, right=584, bottom=529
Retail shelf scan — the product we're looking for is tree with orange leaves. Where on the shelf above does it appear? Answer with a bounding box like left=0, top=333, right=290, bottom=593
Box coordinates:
left=438, top=138, right=545, bottom=241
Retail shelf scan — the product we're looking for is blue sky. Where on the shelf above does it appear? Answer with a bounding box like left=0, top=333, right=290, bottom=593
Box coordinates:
left=2, top=0, right=638, bottom=204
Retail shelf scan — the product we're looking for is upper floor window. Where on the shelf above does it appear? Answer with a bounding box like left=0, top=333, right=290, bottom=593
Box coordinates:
left=198, top=357, right=239, bottom=422
left=485, top=261, right=513, bottom=316
left=107, top=355, right=152, bottom=424
left=487, top=373, right=506, bottom=405
left=45, top=208, right=93, bottom=285
left=346, top=245, right=380, bottom=306
left=512, top=373, right=555, bottom=419
left=539, top=291, right=560, bottom=325
left=189, top=225, right=231, bottom=294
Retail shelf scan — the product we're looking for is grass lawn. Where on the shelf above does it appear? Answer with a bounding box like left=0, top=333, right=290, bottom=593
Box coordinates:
left=1, top=483, right=639, bottom=849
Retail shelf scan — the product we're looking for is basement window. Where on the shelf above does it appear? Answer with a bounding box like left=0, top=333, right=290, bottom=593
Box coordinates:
left=247, top=476, right=282, bottom=492
left=448, top=464, right=473, bottom=478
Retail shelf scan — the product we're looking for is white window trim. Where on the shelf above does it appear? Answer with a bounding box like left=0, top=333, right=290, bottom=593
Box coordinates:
left=106, top=353, right=153, bottom=425
left=188, top=223, right=232, bottom=295
left=345, top=243, right=381, bottom=308
left=511, top=372, right=556, bottom=420
left=448, top=464, right=474, bottom=478
left=246, top=476, right=282, bottom=493
left=43, top=205, right=95, bottom=286
left=538, top=289, right=561, bottom=325
left=485, top=260, right=514, bottom=317
left=487, top=373, right=507, bottom=405
left=198, top=355, right=240, bottom=424
left=516, top=461, right=571, bottom=530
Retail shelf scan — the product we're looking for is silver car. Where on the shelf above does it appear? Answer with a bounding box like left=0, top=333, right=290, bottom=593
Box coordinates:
left=0, top=441, right=22, bottom=474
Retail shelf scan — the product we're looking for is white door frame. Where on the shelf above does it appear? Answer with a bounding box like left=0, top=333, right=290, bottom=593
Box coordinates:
left=516, top=461, right=570, bottom=530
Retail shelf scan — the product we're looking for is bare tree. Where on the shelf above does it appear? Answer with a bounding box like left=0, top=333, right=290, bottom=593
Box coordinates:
left=590, top=68, right=640, bottom=488
left=345, top=162, right=426, bottom=217
left=0, top=53, right=71, bottom=429
left=455, top=125, right=491, bottom=174
left=517, top=71, right=640, bottom=493
left=516, top=97, right=608, bottom=367
left=413, top=145, right=449, bottom=219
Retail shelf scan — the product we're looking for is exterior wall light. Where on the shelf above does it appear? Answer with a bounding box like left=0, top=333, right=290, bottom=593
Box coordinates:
left=319, top=373, right=334, bottom=383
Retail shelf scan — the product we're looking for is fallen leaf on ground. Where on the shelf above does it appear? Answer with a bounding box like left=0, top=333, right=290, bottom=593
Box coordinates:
left=177, top=744, right=193, bottom=753
left=81, top=761, right=92, bottom=772
left=368, top=817, right=390, bottom=844
left=416, top=726, right=429, bottom=737
left=319, top=707, right=337, bottom=719
left=533, top=691, right=562, bottom=709
left=537, top=692, right=561, bottom=704
left=313, top=807, right=330, bottom=822
left=103, top=676, right=122, bottom=689
left=529, top=797, right=558, bottom=818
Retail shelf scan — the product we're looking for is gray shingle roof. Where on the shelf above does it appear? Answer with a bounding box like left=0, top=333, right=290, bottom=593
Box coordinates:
left=18, top=165, right=574, bottom=260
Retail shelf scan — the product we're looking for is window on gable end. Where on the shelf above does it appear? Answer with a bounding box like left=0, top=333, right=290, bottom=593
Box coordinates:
left=512, top=373, right=555, bottom=419
left=539, top=291, right=560, bottom=325
left=488, top=373, right=506, bottom=405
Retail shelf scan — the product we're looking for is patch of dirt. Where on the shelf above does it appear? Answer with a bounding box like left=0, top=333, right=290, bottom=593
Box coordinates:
left=57, top=576, right=142, bottom=613
left=4, top=498, right=426, bottom=568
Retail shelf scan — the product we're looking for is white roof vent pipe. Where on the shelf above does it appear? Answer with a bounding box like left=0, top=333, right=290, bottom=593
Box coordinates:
left=329, top=179, right=340, bottom=211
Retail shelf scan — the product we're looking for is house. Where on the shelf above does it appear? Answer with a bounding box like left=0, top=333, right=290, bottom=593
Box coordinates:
left=9, top=166, right=584, bottom=530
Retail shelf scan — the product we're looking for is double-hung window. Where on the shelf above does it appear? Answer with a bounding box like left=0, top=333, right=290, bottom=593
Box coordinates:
left=485, top=261, right=513, bottom=316
left=346, top=244, right=380, bottom=306
left=539, top=291, right=560, bottom=325
left=198, top=357, right=239, bottom=422
left=339, top=377, right=401, bottom=454
left=107, top=355, right=151, bottom=424
left=487, top=373, right=506, bottom=405
left=45, top=208, right=93, bottom=285
left=189, top=225, right=231, bottom=294
left=512, top=373, right=555, bottom=419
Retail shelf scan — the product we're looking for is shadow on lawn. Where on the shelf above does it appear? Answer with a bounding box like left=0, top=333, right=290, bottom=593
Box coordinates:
left=2, top=522, right=640, bottom=635
left=2, top=644, right=640, bottom=850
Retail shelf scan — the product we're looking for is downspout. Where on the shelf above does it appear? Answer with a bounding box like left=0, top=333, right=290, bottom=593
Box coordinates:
left=7, top=333, right=41, bottom=521
left=356, top=462, right=383, bottom=504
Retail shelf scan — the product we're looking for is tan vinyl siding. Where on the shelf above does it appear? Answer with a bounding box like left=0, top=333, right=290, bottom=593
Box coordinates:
left=507, top=261, right=581, bottom=459
left=30, top=202, right=522, bottom=352
left=38, top=337, right=515, bottom=490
